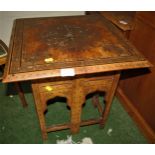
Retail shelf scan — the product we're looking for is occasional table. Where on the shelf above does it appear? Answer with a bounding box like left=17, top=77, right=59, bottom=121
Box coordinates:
left=3, top=15, right=151, bottom=141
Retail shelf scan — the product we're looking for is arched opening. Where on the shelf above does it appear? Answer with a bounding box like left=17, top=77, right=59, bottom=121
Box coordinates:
left=45, top=97, right=70, bottom=126
left=82, top=91, right=106, bottom=120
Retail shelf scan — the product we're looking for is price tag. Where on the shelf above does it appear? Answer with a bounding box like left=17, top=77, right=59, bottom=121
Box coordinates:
left=60, top=68, right=75, bottom=77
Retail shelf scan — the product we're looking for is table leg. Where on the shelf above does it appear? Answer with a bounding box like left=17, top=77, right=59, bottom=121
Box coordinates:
left=32, top=83, right=48, bottom=141
left=15, top=82, right=28, bottom=107
left=70, top=79, right=85, bottom=134
left=100, top=73, right=120, bottom=127
left=70, top=102, right=82, bottom=134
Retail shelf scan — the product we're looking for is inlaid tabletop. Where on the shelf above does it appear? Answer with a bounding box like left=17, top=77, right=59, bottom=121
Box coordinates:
left=3, top=15, right=151, bottom=82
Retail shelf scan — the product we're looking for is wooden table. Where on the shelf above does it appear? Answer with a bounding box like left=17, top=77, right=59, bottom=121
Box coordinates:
left=3, top=15, right=151, bottom=141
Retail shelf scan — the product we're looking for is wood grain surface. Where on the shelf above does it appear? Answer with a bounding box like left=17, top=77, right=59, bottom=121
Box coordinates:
left=3, top=15, right=151, bottom=83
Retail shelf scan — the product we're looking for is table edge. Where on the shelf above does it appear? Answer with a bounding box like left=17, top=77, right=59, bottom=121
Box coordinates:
left=2, top=60, right=152, bottom=83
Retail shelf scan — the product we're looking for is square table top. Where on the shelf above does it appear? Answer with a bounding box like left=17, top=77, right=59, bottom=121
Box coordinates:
left=3, top=15, right=151, bottom=83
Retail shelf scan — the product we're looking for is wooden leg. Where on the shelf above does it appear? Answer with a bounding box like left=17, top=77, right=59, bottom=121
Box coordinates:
left=92, top=94, right=104, bottom=114
left=92, top=95, right=99, bottom=108
left=70, top=79, right=85, bottom=134
left=15, top=82, right=28, bottom=107
left=100, top=73, right=120, bottom=127
left=32, top=83, right=48, bottom=141
left=70, top=102, right=82, bottom=134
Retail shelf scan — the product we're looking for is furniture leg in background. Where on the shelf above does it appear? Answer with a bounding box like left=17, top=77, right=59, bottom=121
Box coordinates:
left=14, top=82, right=28, bottom=107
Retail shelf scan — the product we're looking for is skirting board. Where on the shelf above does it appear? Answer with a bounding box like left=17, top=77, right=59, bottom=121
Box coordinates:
left=116, top=87, right=155, bottom=144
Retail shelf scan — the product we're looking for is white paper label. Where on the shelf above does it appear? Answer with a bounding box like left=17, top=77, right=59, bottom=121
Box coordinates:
left=119, top=20, right=128, bottom=25
left=60, top=68, right=75, bottom=77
